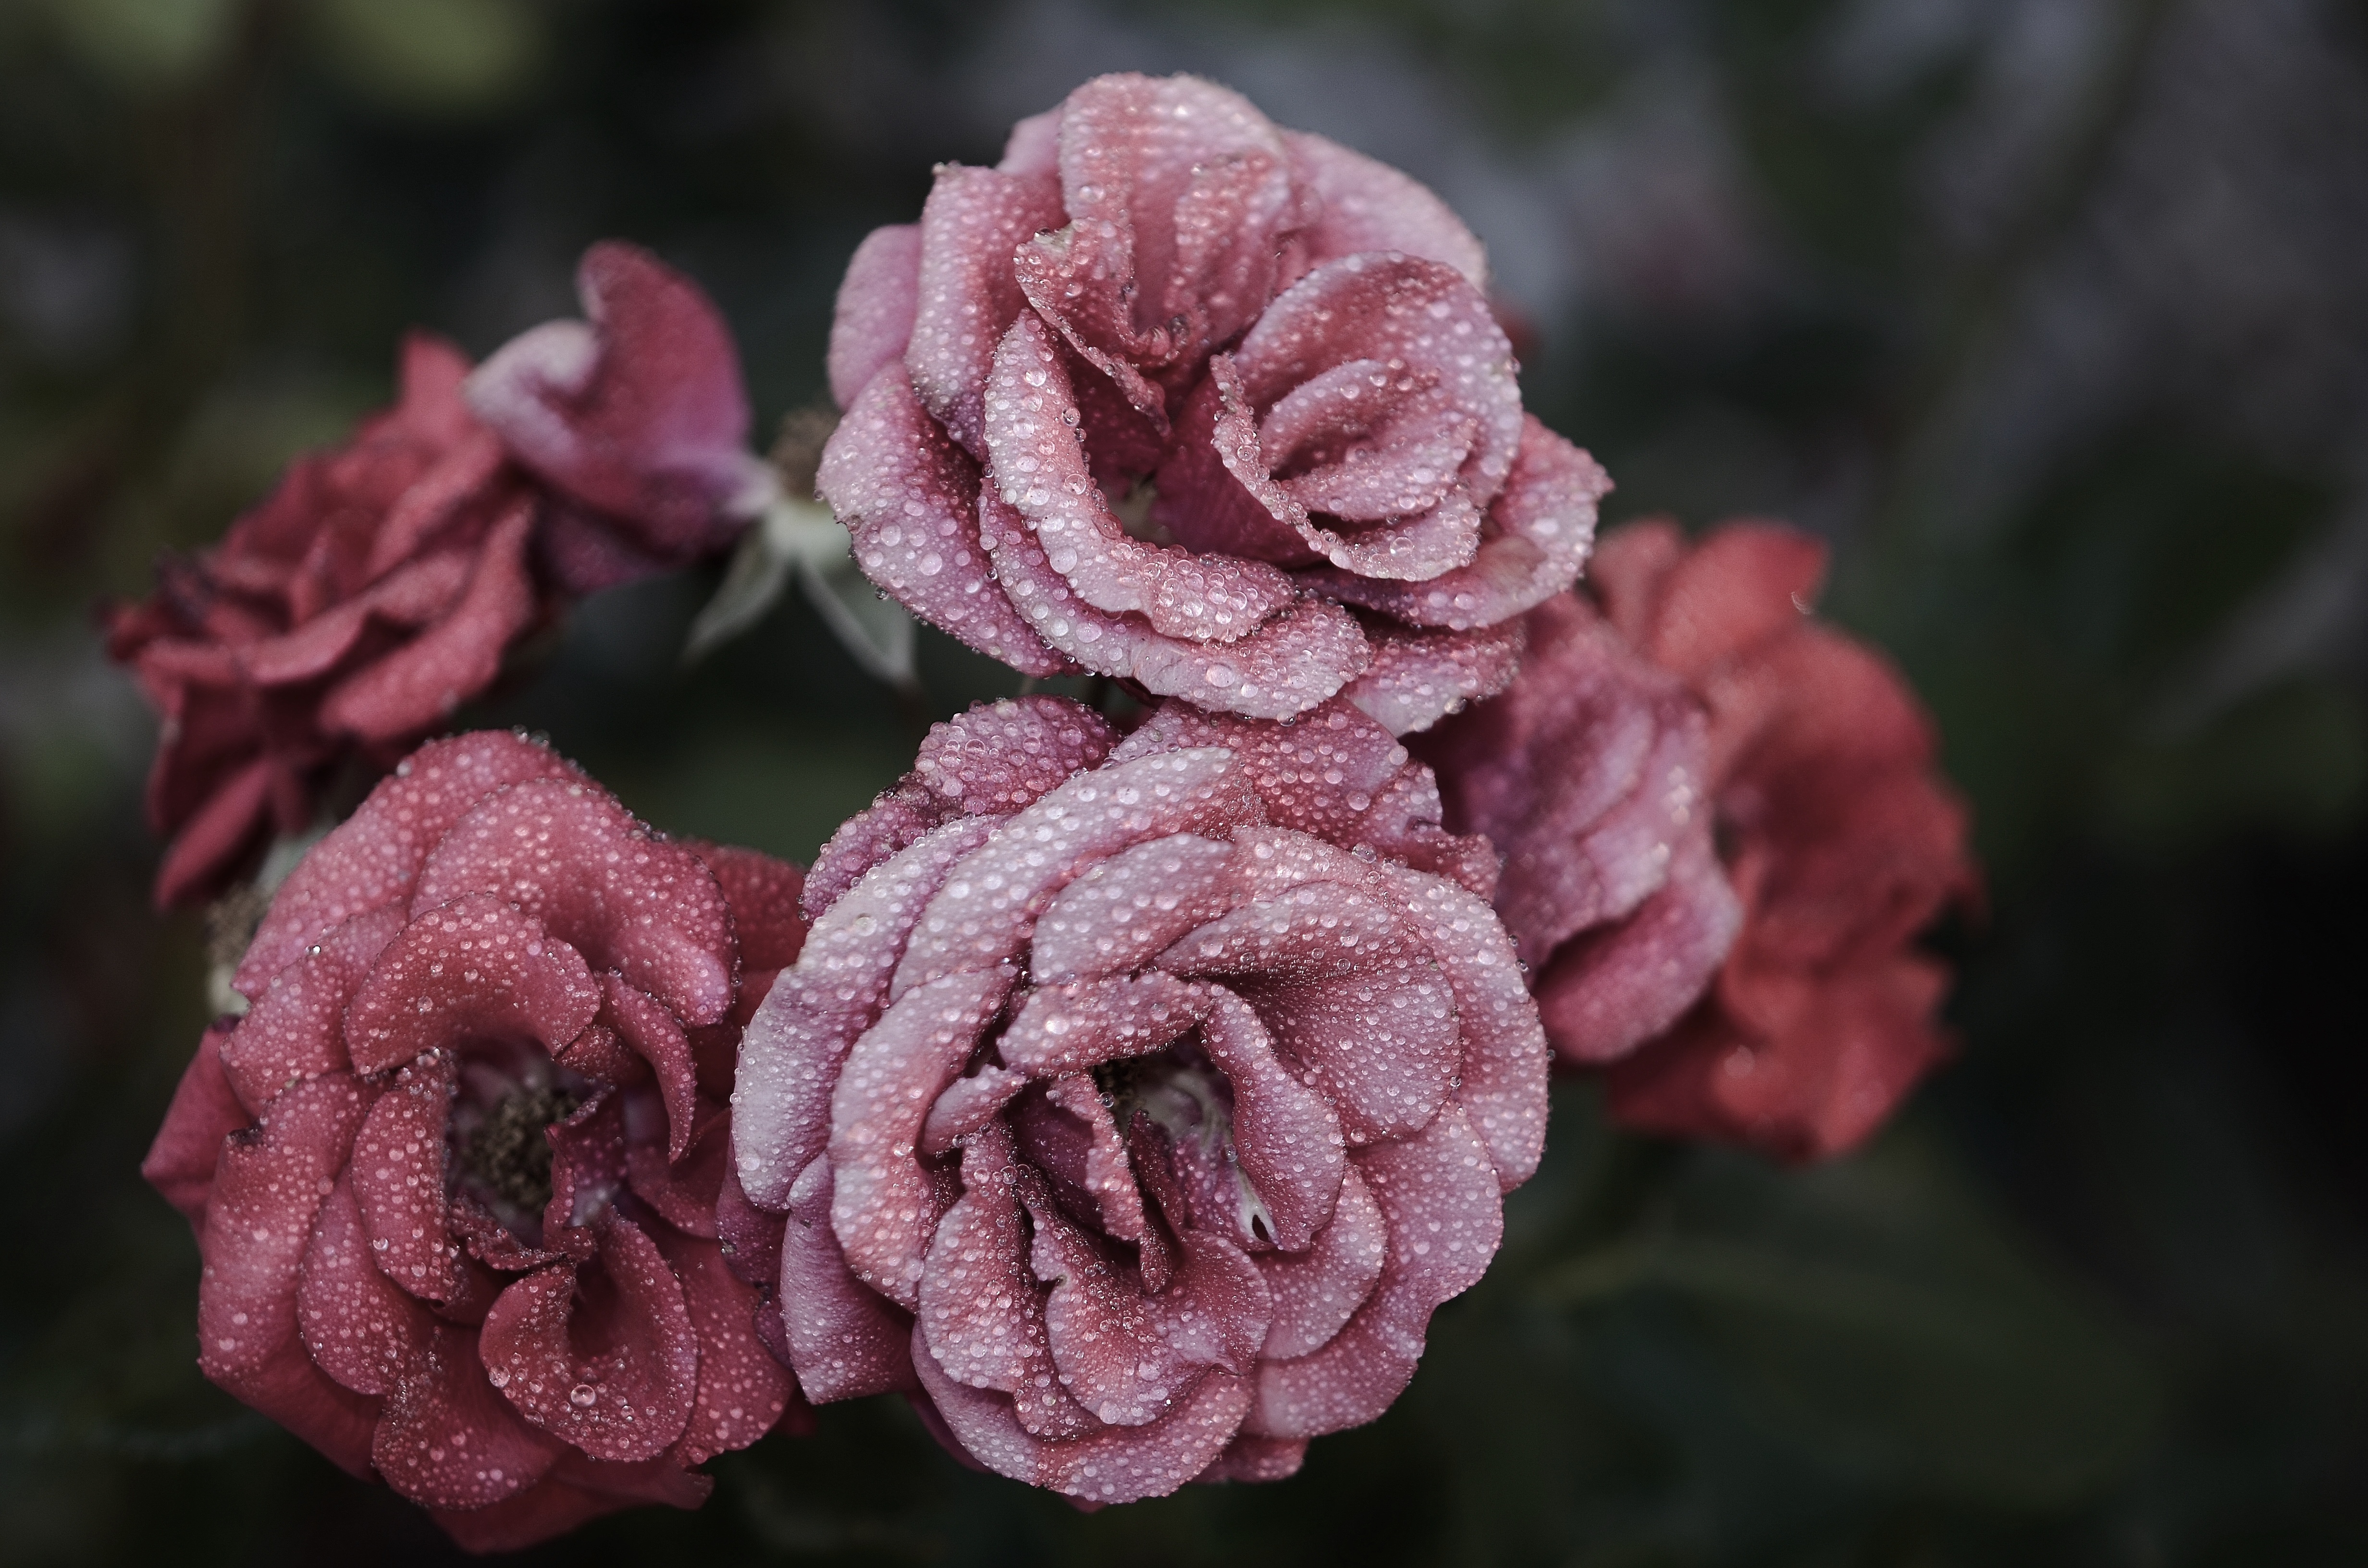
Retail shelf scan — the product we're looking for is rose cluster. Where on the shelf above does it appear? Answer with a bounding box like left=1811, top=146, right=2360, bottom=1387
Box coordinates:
left=125, top=69, right=1982, bottom=1548
left=143, top=732, right=805, bottom=1550
left=726, top=695, right=1546, bottom=1500
left=108, top=243, right=769, bottom=909
left=818, top=73, right=1607, bottom=733
left=1422, top=521, right=1977, bottom=1160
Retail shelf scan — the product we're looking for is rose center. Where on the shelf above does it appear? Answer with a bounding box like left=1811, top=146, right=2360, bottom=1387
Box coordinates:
left=1094, top=1042, right=1275, bottom=1246
left=455, top=1084, right=580, bottom=1217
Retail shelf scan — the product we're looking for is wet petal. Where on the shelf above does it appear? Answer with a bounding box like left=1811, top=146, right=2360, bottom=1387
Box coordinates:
left=732, top=817, right=997, bottom=1210
left=1247, top=1105, right=1501, bottom=1439
left=1254, top=1164, right=1385, bottom=1360
left=1285, top=131, right=1487, bottom=286
left=828, top=968, right=1016, bottom=1306
left=913, top=1325, right=1253, bottom=1504
left=221, top=905, right=405, bottom=1115
left=907, top=164, right=1066, bottom=453
left=820, top=367, right=1072, bottom=676
left=649, top=1225, right=799, bottom=1464
left=344, top=894, right=600, bottom=1076
left=1378, top=864, right=1551, bottom=1188
left=828, top=223, right=922, bottom=412
left=318, top=503, right=537, bottom=744
left=299, top=1175, right=432, bottom=1396
left=374, top=1321, right=564, bottom=1509
left=477, top=1217, right=699, bottom=1462
left=1162, top=885, right=1458, bottom=1146
left=892, top=747, right=1261, bottom=997
left=412, top=781, right=734, bottom=1027
left=1030, top=834, right=1238, bottom=983
left=142, top=1022, right=251, bottom=1229
left=779, top=1156, right=917, bottom=1402
left=235, top=732, right=584, bottom=997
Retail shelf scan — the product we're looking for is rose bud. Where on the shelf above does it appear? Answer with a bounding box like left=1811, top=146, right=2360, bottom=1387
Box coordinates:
left=107, top=242, right=766, bottom=910
left=1421, top=520, right=1978, bottom=1160
left=727, top=695, right=1548, bottom=1502
left=817, top=72, right=1608, bottom=732
left=140, top=731, right=806, bottom=1550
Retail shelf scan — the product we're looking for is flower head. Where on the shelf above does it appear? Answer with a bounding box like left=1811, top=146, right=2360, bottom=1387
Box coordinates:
left=1422, top=521, right=1977, bottom=1160
left=818, top=74, right=1607, bottom=733
left=108, top=243, right=762, bottom=909
left=142, top=731, right=805, bottom=1549
left=728, top=695, right=1546, bottom=1500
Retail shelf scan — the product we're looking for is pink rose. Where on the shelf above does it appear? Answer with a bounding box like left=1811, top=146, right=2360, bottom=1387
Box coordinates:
left=1423, top=520, right=1977, bottom=1160
left=817, top=73, right=1607, bottom=732
left=107, top=243, right=763, bottom=909
left=727, top=696, right=1546, bottom=1501
left=141, top=731, right=806, bottom=1550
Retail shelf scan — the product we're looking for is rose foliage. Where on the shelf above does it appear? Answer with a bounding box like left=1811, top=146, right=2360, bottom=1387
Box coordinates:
left=1421, top=520, right=1977, bottom=1159
left=109, top=243, right=768, bottom=910
left=818, top=72, right=1607, bottom=734
left=142, top=731, right=808, bottom=1550
left=726, top=695, right=1548, bottom=1501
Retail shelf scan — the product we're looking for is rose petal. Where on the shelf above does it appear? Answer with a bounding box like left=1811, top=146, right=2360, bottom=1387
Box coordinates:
left=1342, top=617, right=1526, bottom=737
left=1029, top=834, right=1239, bottom=984
left=348, top=1054, right=469, bottom=1303
left=478, top=1217, right=699, bottom=1462
left=468, top=241, right=763, bottom=551
left=1535, top=834, right=1740, bottom=1065
left=828, top=223, right=922, bottom=412
left=317, top=502, right=537, bottom=744
left=412, top=781, right=733, bottom=1027
left=1311, top=417, right=1606, bottom=632
left=1197, top=990, right=1346, bottom=1251
left=892, top=748, right=1262, bottom=998
left=828, top=968, right=1015, bottom=1305
left=818, top=366, right=1073, bottom=676
left=1248, top=1105, right=1501, bottom=1439
left=1254, top=1164, right=1386, bottom=1360
left=907, top=164, right=1066, bottom=453
left=685, top=841, right=809, bottom=971
left=911, top=696, right=1121, bottom=814
left=1162, top=884, right=1459, bottom=1147
left=344, top=894, right=600, bottom=1076
left=913, top=1323, right=1253, bottom=1504
left=979, top=486, right=1372, bottom=720
left=1379, top=865, right=1551, bottom=1188
left=779, top=1155, right=916, bottom=1402
left=374, top=1321, right=565, bottom=1509
left=299, top=1175, right=433, bottom=1396
left=1285, top=130, right=1488, bottom=286
left=649, top=1225, right=799, bottom=1464
left=236, top=732, right=585, bottom=997
left=733, top=816, right=997, bottom=1210
left=221, top=905, right=404, bottom=1115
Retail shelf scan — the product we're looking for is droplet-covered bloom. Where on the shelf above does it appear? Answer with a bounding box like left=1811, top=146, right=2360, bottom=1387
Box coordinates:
left=1422, top=520, right=1977, bottom=1160
left=817, top=73, right=1608, bottom=734
left=107, top=243, right=767, bottom=909
left=728, top=696, right=1546, bottom=1501
left=141, top=731, right=807, bottom=1550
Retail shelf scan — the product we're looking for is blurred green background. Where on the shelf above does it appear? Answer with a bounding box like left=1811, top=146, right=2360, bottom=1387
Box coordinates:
left=3, top=0, right=2365, bottom=1563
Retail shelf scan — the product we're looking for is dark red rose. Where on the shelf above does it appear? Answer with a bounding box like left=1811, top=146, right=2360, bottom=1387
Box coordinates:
left=107, top=243, right=763, bottom=910
left=727, top=696, right=1546, bottom=1501
left=817, top=73, right=1606, bottom=732
left=468, top=241, right=775, bottom=595
left=141, top=731, right=806, bottom=1550
left=1424, top=520, right=1977, bottom=1160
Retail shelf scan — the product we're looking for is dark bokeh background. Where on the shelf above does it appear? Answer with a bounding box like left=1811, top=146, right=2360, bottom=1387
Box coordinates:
left=5, top=1, right=2366, bottom=1563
